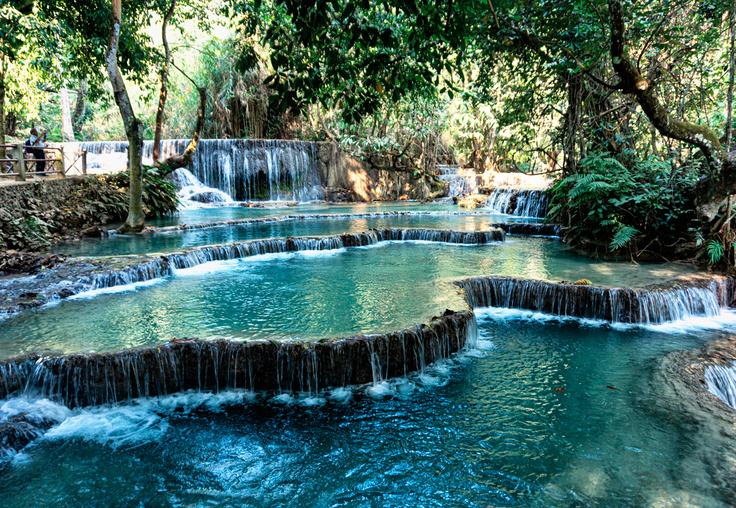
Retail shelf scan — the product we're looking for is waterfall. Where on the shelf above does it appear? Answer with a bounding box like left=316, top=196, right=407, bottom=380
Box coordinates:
left=456, top=276, right=733, bottom=324
left=73, top=139, right=325, bottom=202
left=375, top=228, right=504, bottom=244
left=0, top=311, right=476, bottom=408
left=438, top=165, right=479, bottom=198
left=705, top=363, right=736, bottom=409
left=0, top=228, right=509, bottom=318
left=169, top=168, right=233, bottom=206
left=60, top=229, right=499, bottom=295
left=485, top=188, right=548, bottom=218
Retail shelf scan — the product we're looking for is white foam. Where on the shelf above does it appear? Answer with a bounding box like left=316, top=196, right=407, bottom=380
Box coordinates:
left=474, top=307, right=608, bottom=327
left=366, top=381, right=396, bottom=398
left=67, top=278, right=165, bottom=300
left=0, top=397, right=71, bottom=424
left=474, top=306, right=736, bottom=333
left=172, top=259, right=241, bottom=276
left=294, top=248, right=346, bottom=258
left=327, top=387, right=353, bottom=404
left=44, top=405, right=169, bottom=448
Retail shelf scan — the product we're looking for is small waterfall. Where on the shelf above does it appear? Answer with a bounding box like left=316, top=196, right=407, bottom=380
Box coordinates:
left=705, top=363, right=736, bottom=409
left=80, top=229, right=502, bottom=292
left=0, top=228, right=510, bottom=318
left=375, top=228, right=504, bottom=244
left=73, top=139, right=325, bottom=202
left=485, top=188, right=548, bottom=217
left=438, top=165, right=479, bottom=198
left=456, top=276, right=733, bottom=324
left=0, top=311, right=476, bottom=408
left=169, top=168, right=233, bottom=206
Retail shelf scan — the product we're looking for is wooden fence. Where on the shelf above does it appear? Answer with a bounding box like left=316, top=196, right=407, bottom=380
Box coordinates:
left=0, top=143, right=87, bottom=181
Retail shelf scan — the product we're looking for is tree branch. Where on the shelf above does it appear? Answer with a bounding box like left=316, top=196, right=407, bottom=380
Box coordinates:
left=607, top=0, right=724, bottom=170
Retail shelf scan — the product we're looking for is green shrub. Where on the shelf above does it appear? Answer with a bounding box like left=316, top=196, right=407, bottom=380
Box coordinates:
left=548, top=153, right=699, bottom=257
left=108, top=166, right=179, bottom=218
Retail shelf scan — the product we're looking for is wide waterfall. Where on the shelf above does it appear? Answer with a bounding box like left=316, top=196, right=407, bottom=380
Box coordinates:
left=485, top=188, right=548, bottom=218
left=0, top=311, right=476, bottom=408
left=705, top=362, right=736, bottom=409
left=456, top=276, right=733, bottom=324
left=73, top=138, right=325, bottom=202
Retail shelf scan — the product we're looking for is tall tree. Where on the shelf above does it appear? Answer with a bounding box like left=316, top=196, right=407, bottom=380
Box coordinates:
left=106, top=0, right=145, bottom=232
left=152, top=0, right=177, bottom=163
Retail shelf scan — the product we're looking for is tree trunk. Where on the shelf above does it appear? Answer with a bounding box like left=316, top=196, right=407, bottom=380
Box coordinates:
left=0, top=59, right=6, bottom=159
left=153, top=0, right=177, bottom=163
left=562, top=73, right=583, bottom=176
left=60, top=88, right=75, bottom=142
left=608, top=0, right=733, bottom=225
left=72, top=80, right=88, bottom=134
left=106, top=0, right=145, bottom=233
left=158, top=86, right=206, bottom=175
left=607, top=0, right=724, bottom=170
left=727, top=0, right=736, bottom=152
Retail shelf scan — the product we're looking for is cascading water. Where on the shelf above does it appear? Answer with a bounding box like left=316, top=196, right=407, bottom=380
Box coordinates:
left=72, top=138, right=325, bottom=202
left=485, top=188, right=548, bottom=217
left=438, top=165, right=479, bottom=198
left=456, top=276, right=733, bottom=324
left=169, top=168, right=234, bottom=206
left=705, top=362, right=736, bottom=409
left=0, top=311, right=476, bottom=408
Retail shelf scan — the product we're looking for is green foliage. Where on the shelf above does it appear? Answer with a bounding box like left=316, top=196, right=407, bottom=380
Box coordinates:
left=548, top=153, right=699, bottom=256
left=109, top=167, right=179, bottom=218
left=706, top=239, right=725, bottom=265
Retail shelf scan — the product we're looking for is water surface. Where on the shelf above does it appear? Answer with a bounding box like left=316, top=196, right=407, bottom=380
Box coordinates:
left=0, top=239, right=696, bottom=357
left=1, top=318, right=732, bottom=507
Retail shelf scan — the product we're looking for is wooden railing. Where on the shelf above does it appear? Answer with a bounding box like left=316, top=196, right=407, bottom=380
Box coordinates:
left=0, top=143, right=87, bottom=181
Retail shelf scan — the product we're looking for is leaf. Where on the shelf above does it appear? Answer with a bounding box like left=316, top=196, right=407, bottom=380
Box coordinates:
left=609, top=225, right=639, bottom=251
left=706, top=240, right=724, bottom=265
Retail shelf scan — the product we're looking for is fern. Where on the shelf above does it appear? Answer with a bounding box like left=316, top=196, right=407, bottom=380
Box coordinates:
left=609, top=225, right=639, bottom=251
left=706, top=240, right=724, bottom=265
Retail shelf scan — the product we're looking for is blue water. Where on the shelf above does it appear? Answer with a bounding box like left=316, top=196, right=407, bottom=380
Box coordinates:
left=56, top=213, right=537, bottom=257
left=0, top=202, right=731, bottom=507
left=0, top=239, right=696, bottom=357
left=0, top=318, right=732, bottom=506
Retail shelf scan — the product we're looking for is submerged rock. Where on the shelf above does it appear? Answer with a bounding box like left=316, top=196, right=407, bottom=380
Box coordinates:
left=0, top=413, right=56, bottom=457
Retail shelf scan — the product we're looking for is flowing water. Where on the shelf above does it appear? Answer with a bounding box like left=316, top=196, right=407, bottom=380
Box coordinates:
left=0, top=238, right=697, bottom=357
left=57, top=210, right=542, bottom=257
left=0, top=320, right=733, bottom=506
left=486, top=188, right=549, bottom=218
left=72, top=139, right=324, bottom=202
left=1, top=200, right=733, bottom=506
left=705, top=362, right=736, bottom=409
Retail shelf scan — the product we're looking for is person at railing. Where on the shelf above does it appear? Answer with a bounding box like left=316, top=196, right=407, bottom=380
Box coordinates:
left=24, top=128, right=47, bottom=176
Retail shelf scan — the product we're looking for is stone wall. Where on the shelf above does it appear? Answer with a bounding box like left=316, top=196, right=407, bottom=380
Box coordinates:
left=0, top=176, right=128, bottom=252
left=315, top=142, right=441, bottom=201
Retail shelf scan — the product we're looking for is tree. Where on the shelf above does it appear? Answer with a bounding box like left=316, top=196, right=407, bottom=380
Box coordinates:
left=106, top=0, right=145, bottom=232
left=152, top=0, right=208, bottom=174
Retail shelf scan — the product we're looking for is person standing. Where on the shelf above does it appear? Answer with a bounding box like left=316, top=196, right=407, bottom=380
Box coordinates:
left=24, top=128, right=48, bottom=175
